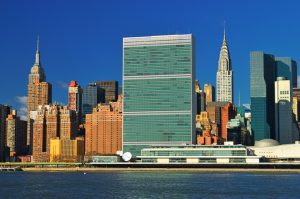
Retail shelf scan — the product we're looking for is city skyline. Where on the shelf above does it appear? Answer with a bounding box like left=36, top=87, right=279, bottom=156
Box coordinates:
left=2, top=1, right=300, bottom=119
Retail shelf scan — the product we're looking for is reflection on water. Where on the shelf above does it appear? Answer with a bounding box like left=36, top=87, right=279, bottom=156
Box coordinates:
left=0, top=171, right=299, bottom=199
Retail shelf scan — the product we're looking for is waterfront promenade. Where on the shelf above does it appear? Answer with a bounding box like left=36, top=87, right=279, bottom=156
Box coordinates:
left=2, top=162, right=300, bottom=172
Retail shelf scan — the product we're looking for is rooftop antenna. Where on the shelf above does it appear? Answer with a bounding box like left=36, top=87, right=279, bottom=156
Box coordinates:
left=37, top=35, right=40, bottom=52
left=223, top=20, right=226, bottom=40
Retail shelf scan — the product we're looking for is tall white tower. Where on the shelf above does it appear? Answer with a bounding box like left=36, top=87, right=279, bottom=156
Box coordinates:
left=216, top=29, right=233, bottom=103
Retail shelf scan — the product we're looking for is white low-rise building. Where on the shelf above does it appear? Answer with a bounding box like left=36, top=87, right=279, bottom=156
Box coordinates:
left=248, top=139, right=300, bottom=160
left=137, top=145, right=260, bottom=164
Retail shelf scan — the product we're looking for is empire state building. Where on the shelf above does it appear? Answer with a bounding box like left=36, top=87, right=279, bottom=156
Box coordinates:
left=216, top=30, right=233, bottom=103
left=27, top=38, right=52, bottom=153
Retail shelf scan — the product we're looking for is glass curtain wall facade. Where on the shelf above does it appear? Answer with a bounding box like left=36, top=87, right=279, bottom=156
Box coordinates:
left=275, top=57, right=297, bottom=95
left=82, top=83, right=104, bottom=123
left=250, top=51, right=276, bottom=141
left=123, top=34, right=196, bottom=156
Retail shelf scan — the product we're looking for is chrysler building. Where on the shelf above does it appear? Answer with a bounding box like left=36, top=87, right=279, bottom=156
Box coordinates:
left=216, top=29, right=233, bottom=103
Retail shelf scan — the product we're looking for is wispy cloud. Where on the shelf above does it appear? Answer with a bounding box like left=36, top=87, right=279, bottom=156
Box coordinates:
left=16, top=96, right=27, bottom=121
left=57, top=80, right=69, bottom=89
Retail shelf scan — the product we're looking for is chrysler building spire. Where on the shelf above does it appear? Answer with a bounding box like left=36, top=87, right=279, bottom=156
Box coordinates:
left=216, top=27, right=233, bottom=103
left=223, top=21, right=226, bottom=42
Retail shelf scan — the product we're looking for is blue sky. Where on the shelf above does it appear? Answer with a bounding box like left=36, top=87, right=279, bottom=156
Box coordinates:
left=1, top=0, right=300, bottom=119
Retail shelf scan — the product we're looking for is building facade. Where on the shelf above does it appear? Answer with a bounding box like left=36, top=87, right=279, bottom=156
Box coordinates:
left=206, top=101, right=228, bottom=137
left=139, top=145, right=259, bottom=164
left=123, top=34, right=196, bottom=156
left=251, top=51, right=298, bottom=143
left=27, top=41, right=52, bottom=153
left=50, top=137, right=84, bottom=162
left=250, top=52, right=276, bottom=141
left=195, top=80, right=206, bottom=114
left=96, top=81, right=118, bottom=104
left=85, top=96, right=122, bottom=156
left=216, top=31, right=233, bottom=103
left=204, top=84, right=215, bottom=105
left=275, top=77, right=299, bottom=144
left=221, top=103, right=236, bottom=141
left=5, top=110, right=27, bottom=161
left=293, top=88, right=300, bottom=123
left=226, top=118, right=241, bottom=144
left=293, top=96, right=298, bottom=121
left=0, top=104, right=11, bottom=161
left=32, top=105, right=77, bottom=162
left=68, top=80, right=82, bottom=124
left=82, top=83, right=105, bottom=123
left=275, top=57, right=297, bottom=89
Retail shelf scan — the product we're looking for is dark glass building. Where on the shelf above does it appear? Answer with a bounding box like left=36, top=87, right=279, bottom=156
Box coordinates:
left=251, top=51, right=298, bottom=143
left=196, top=92, right=206, bottom=114
left=275, top=57, right=297, bottom=89
left=250, top=52, right=276, bottom=141
left=82, top=83, right=105, bottom=123
left=96, top=81, right=119, bottom=104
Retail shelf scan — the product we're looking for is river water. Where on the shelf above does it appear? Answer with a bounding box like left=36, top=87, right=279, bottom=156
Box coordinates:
left=0, top=171, right=299, bottom=198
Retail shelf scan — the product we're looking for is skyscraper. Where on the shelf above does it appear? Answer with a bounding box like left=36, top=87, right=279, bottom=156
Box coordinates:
left=82, top=83, right=105, bottom=123
left=5, top=110, right=27, bottom=161
left=96, top=81, right=118, bottom=104
left=275, top=57, right=297, bottom=88
left=27, top=39, right=52, bottom=153
left=250, top=51, right=298, bottom=143
left=275, top=77, right=299, bottom=144
left=68, top=80, right=83, bottom=124
left=195, top=80, right=206, bottom=114
left=0, top=104, right=11, bottom=161
left=216, top=30, right=233, bottom=103
left=204, top=84, right=215, bottom=104
left=250, top=52, right=276, bottom=141
left=123, top=34, right=196, bottom=156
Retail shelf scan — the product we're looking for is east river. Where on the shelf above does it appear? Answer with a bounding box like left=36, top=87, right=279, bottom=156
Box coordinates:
left=0, top=171, right=299, bottom=198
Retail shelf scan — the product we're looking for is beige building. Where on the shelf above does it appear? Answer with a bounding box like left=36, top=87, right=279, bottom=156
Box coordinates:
left=293, top=96, right=298, bottom=121
left=204, top=84, right=215, bottom=105
left=293, top=87, right=300, bottom=122
left=6, top=110, right=27, bottom=160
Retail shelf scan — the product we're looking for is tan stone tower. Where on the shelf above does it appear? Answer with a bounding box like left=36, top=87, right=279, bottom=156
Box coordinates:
left=27, top=38, right=52, bottom=154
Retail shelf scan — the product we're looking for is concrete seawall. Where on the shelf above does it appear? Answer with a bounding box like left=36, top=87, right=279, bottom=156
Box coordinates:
left=22, top=167, right=300, bottom=172
left=3, top=162, right=300, bottom=172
